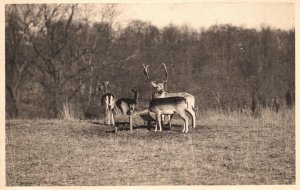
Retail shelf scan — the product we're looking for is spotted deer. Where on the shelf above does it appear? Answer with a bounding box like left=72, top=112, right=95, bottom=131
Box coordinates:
left=149, top=96, right=192, bottom=133
left=114, top=89, right=138, bottom=131
left=143, top=63, right=196, bottom=129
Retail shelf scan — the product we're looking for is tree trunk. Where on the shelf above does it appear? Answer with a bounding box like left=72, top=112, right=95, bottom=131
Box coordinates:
left=6, top=86, right=19, bottom=118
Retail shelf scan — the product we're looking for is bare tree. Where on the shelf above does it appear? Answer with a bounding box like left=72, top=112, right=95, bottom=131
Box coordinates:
left=22, top=4, right=90, bottom=118
left=5, top=5, right=39, bottom=118
left=5, top=4, right=294, bottom=119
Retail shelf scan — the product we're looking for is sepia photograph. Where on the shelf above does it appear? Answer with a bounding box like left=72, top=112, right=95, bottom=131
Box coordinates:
left=3, top=0, right=296, bottom=187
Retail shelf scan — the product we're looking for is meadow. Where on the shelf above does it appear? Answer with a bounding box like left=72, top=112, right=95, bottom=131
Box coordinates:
left=6, top=108, right=295, bottom=185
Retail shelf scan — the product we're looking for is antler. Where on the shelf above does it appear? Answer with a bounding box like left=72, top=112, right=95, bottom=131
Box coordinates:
left=143, top=64, right=152, bottom=82
left=162, top=63, right=168, bottom=83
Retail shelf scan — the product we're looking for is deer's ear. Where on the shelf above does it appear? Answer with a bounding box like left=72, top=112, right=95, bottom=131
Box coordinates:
left=151, top=81, right=157, bottom=87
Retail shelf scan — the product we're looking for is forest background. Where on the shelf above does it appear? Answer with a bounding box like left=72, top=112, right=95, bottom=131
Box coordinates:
left=5, top=4, right=295, bottom=119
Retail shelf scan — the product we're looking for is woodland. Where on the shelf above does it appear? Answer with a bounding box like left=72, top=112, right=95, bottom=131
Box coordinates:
left=5, top=4, right=295, bottom=119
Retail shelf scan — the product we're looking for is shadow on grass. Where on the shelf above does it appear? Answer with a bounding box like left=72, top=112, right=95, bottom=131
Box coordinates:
left=90, top=121, right=104, bottom=125
left=104, top=124, right=154, bottom=133
left=77, top=121, right=201, bottom=136
left=104, top=124, right=191, bottom=133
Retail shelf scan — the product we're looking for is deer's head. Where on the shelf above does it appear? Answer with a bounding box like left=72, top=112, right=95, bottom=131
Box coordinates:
left=98, top=81, right=110, bottom=93
left=143, top=63, right=168, bottom=93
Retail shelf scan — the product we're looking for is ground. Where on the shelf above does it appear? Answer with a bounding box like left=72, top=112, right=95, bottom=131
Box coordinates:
left=5, top=110, right=295, bottom=185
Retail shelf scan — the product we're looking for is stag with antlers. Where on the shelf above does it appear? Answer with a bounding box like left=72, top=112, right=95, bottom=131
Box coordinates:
left=143, top=63, right=196, bottom=130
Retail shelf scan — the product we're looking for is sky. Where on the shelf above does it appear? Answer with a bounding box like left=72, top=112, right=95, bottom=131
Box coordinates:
left=110, top=2, right=294, bottom=30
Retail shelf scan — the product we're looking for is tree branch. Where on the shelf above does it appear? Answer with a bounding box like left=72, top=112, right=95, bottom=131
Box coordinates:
left=120, top=53, right=141, bottom=63
left=32, top=44, right=52, bottom=63
left=67, top=77, right=90, bottom=102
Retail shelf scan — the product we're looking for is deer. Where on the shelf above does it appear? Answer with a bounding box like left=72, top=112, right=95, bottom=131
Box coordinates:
left=114, top=89, right=139, bottom=131
left=99, top=81, right=116, bottom=126
left=149, top=96, right=192, bottom=133
left=143, top=63, right=196, bottom=129
left=152, top=87, right=173, bottom=128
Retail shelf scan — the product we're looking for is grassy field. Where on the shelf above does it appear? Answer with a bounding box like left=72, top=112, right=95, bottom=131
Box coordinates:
left=6, top=109, right=295, bottom=185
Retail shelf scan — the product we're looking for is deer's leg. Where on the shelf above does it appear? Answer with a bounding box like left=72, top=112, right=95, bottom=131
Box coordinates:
left=185, top=116, right=189, bottom=133
left=187, top=107, right=196, bottom=129
left=178, top=110, right=188, bottom=133
left=155, top=113, right=161, bottom=132
left=168, top=114, right=173, bottom=129
left=158, top=113, right=162, bottom=132
left=161, top=115, right=164, bottom=128
left=191, top=110, right=196, bottom=129
left=182, top=116, right=186, bottom=133
left=103, top=109, right=107, bottom=125
left=114, top=115, right=118, bottom=133
left=129, top=116, right=133, bottom=131
left=111, top=111, right=115, bottom=126
left=107, top=110, right=111, bottom=125
left=154, top=114, right=158, bottom=132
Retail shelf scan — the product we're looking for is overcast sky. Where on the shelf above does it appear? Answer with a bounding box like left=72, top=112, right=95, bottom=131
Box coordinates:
left=109, top=2, right=294, bottom=30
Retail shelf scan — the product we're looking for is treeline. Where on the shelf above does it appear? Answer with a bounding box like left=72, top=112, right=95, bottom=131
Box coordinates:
left=5, top=4, right=295, bottom=119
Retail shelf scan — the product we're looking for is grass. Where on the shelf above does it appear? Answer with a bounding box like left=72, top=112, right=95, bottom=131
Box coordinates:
left=5, top=109, right=295, bottom=185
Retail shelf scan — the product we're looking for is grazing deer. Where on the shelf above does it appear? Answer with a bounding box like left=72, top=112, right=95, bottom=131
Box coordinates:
left=115, top=89, right=138, bottom=131
left=143, top=63, right=196, bottom=129
left=99, top=81, right=115, bottom=126
left=149, top=96, right=192, bottom=133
